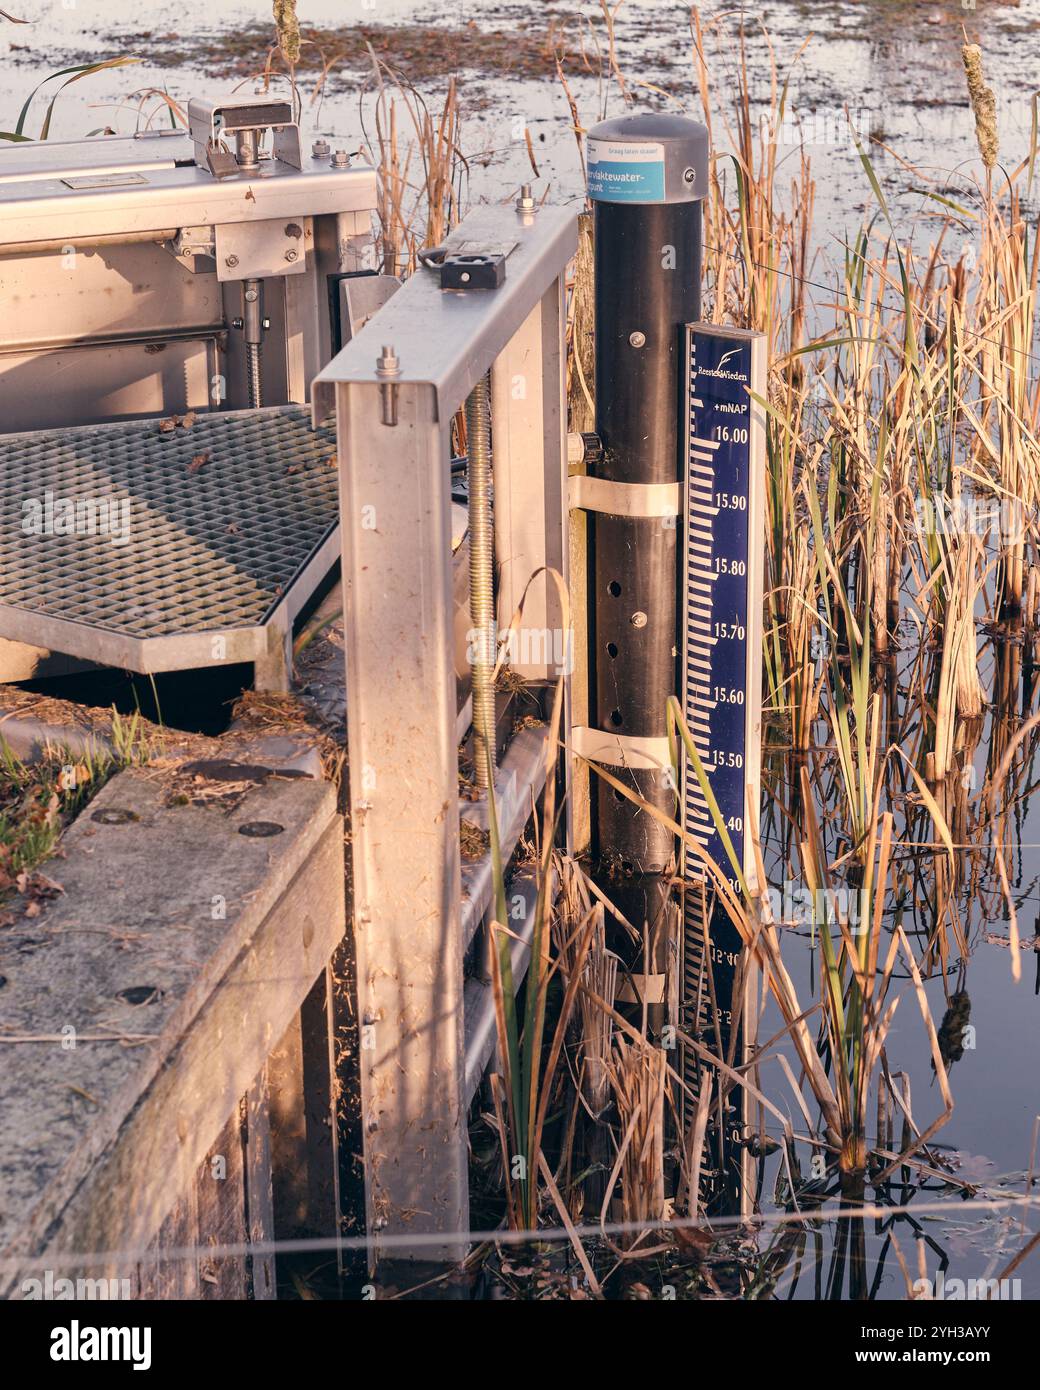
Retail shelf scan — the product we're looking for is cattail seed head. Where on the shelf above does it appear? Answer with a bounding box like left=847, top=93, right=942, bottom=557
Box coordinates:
left=961, top=43, right=998, bottom=169
left=274, top=0, right=301, bottom=64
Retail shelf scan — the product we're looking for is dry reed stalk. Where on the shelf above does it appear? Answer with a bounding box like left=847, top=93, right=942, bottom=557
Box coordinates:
left=578, top=906, right=617, bottom=1119
left=475, top=9, right=1040, bottom=1222
left=602, top=1036, right=667, bottom=1234
left=364, top=54, right=465, bottom=275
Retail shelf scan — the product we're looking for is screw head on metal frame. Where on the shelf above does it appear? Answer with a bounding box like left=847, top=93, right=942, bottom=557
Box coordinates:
left=629, top=330, right=647, bottom=348
left=516, top=183, right=535, bottom=212
left=330, top=148, right=352, bottom=168
left=311, top=137, right=331, bottom=158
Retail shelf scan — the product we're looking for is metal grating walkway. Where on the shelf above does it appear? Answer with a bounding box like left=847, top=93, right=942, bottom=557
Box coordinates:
left=0, top=406, right=339, bottom=672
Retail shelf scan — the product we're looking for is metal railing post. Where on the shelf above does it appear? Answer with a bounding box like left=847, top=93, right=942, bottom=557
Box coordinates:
left=319, top=202, right=577, bottom=1272
left=335, top=377, right=468, bottom=1272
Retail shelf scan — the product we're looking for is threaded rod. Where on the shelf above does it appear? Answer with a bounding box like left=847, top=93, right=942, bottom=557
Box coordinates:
left=466, top=375, right=496, bottom=790
left=245, top=343, right=262, bottom=408
left=242, top=279, right=263, bottom=409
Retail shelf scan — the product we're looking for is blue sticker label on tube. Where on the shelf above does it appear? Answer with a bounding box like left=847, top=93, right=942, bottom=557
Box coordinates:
left=587, top=139, right=666, bottom=203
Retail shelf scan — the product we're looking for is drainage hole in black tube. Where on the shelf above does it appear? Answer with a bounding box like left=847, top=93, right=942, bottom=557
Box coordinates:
left=610, top=709, right=623, bottom=727
left=607, top=642, right=618, bottom=658
left=608, top=581, right=621, bottom=597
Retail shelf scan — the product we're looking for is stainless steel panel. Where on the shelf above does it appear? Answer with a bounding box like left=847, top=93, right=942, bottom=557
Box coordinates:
left=215, top=217, right=310, bottom=282
left=0, top=240, right=222, bottom=350
left=0, top=339, right=214, bottom=431
left=0, top=157, right=377, bottom=246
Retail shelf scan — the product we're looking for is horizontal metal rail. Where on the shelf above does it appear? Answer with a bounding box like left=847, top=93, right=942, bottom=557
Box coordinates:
left=460, top=725, right=549, bottom=950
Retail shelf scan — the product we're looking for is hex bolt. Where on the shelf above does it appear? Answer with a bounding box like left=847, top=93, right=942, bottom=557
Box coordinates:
left=284, top=249, right=298, bottom=262
left=630, top=611, right=648, bottom=628
left=225, top=253, right=240, bottom=269
left=330, top=148, right=351, bottom=168
left=375, top=344, right=401, bottom=427
left=629, top=330, right=647, bottom=348
left=516, top=183, right=535, bottom=213
left=311, top=137, right=331, bottom=158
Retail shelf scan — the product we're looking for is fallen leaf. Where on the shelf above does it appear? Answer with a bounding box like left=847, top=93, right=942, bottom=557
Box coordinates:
left=674, top=1225, right=714, bottom=1258
left=32, top=873, right=65, bottom=898
left=187, top=451, right=211, bottom=474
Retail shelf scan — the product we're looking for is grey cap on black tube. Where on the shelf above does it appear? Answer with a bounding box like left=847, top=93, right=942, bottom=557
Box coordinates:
left=587, top=112, right=709, bottom=205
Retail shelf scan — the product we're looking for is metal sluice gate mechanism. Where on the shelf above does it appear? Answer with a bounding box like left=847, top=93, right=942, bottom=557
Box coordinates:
left=0, top=92, right=767, bottom=1259
left=0, top=94, right=380, bottom=688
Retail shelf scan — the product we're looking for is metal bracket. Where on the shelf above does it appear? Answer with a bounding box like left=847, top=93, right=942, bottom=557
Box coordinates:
left=215, top=217, right=309, bottom=281
left=336, top=273, right=401, bottom=350
left=572, top=725, right=673, bottom=771
left=164, top=223, right=216, bottom=274
left=439, top=252, right=506, bottom=290
left=569, top=474, right=680, bottom=519
left=315, top=205, right=575, bottom=419
left=188, top=96, right=301, bottom=174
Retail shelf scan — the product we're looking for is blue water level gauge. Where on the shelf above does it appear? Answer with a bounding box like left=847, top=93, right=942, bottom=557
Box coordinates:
left=681, top=325, right=765, bottom=1142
